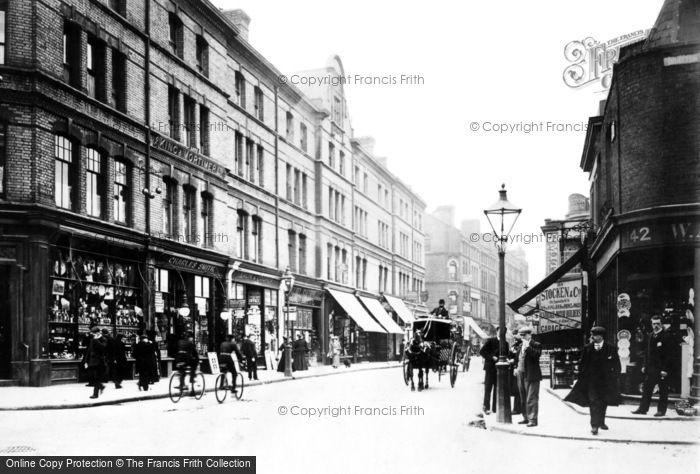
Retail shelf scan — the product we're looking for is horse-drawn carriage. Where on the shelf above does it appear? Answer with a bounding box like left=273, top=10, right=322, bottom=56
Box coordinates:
left=402, top=318, right=462, bottom=390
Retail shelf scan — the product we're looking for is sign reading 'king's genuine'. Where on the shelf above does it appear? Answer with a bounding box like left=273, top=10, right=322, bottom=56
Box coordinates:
left=151, top=134, right=227, bottom=179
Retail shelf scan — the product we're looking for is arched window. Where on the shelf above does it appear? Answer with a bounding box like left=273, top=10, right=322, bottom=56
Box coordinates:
left=54, top=135, right=76, bottom=210
left=85, top=147, right=104, bottom=218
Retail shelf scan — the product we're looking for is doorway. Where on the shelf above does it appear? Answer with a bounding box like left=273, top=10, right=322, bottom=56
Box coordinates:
left=0, top=272, right=11, bottom=378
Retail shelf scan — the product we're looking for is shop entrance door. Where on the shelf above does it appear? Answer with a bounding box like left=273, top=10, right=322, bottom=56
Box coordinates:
left=0, top=271, right=11, bottom=379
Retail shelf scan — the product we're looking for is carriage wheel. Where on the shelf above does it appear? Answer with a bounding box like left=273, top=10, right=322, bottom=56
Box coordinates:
left=449, top=343, right=458, bottom=388
left=402, top=356, right=410, bottom=386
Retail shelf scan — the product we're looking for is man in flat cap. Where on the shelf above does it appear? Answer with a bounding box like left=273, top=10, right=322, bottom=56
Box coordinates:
left=515, top=326, right=541, bottom=427
left=565, top=326, right=621, bottom=434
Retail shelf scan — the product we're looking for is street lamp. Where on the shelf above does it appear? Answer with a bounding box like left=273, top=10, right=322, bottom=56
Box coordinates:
left=484, top=183, right=522, bottom=424
left=282, top=266, right=296, bottom=377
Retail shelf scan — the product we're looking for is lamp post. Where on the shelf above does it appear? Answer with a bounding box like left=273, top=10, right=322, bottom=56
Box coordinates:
left=282, top=267, right=296, bottom=377
left=484, top=184, right=522, bottom=424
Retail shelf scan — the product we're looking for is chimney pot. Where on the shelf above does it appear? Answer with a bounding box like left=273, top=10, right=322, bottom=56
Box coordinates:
left=222, top=9, right=251, bottom=42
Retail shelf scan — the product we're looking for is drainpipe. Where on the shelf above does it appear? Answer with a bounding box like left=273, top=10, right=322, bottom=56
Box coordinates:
left=274, top=86, right=280, bottom=270
left=144, top=0, right=153, bottom=329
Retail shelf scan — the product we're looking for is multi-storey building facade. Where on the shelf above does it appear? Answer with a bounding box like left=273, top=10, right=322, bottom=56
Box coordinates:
left=0, top=0, right=425, bottom=385
left=424, top=206, right=528, bottom=338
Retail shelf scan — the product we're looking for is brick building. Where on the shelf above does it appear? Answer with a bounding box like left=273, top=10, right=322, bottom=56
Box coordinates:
left=0, top=0, right=425, bottom=385
left=424, top=206, right=529, bottom=341
left=578, top=0, right=700, bottom=399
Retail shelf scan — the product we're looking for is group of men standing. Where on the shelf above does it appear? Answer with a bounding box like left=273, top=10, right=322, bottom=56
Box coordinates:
left=479, top=313, right=675, bottom=435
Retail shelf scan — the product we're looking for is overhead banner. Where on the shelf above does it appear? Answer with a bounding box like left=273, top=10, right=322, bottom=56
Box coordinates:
left=537, top=279, right=582, bottom=333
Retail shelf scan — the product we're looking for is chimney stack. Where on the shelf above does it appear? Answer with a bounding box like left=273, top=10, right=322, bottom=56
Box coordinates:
left=355, top=136, right=375, bottom=154
left=222, top=9, right=251, bottom=42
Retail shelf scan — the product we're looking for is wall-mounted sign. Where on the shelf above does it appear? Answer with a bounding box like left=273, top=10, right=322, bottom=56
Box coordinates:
left=289, top=287, right=323, bottom=307
left=151, top=134, right=227, bottom=179
left=537, top=279, right=582, bottom=333
left=162, top=256, right=224, bottom=279
left=621, top=218, right=700, bottom=249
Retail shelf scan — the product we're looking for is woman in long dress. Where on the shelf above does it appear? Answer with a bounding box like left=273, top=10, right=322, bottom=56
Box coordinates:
left=276, top=337, right=288, bottom=372
left=292, top=333, right=309, bottom=371
left=329, top=336, right=341, bottom=368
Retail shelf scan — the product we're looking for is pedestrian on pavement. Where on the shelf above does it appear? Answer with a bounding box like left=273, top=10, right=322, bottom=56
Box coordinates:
left=112, top=334, right=128, bottom=389
left=241, top=334, right=258, bottom=381
left=101, top=328, right=116, bottom=388
left=133, top=334, right=157, bottom=391
left=146, top=329, right=161, bottom=383
left=219, top=334, right=243, bottom=393
left=292, top=332, right=309, bottom=371
left=631, top=315, right=675, bottom=417
left=565, top=326, right=621, bottom=435
left=329, top=336, right=341, bottom=368
left=429, top=299, right=449, bottom=319
left=83, top=326, right=107, bottom=399
left=508, top=328, right=523, bottom=415
left=515, top=326, right=542, bottom=427
left=277, top=337, right=289, bottom=373
left=479, top=327, right=507, bottom=414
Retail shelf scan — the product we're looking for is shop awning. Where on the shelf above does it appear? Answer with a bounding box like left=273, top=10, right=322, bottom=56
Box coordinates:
left=383, top=295, right=415, bottom=324
left=508, top=246, right=587, bottom=313
left=359, top=296, right=404, bottom=335
left=328, top=289, right=387, bottom=333
left=464, top=317, right=488, bottom=339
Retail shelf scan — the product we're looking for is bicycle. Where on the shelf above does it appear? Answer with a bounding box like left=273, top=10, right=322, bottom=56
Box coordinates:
left=214, top=370, right=244, bottom=403
left=168, top=365, right=205, bottom=403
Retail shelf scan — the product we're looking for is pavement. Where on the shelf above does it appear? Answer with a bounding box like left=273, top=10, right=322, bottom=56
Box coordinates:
left=0, top=360, right=401, bottom=411
left=482, top=384, right=700, bottom=445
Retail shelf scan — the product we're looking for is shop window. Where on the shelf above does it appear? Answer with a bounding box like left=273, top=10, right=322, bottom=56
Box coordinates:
left=182, top=185, right=196, bottom=241
left=236, top=210, right=248, bottom=259
left=0, top=122, right=5, bottom=197
left=195, top=34, right=208, bottom=77
left=298, top=234, right=307, bottom=275
left=288, top=230, right=297, bottom=272
left=0, top=0, right=6, bottom=65
left=300, top=123, right=308, bottom=152
left=85, top=148, right=103, bottom=218
left=162, top=178, right=174, bottom=236
left=168, top=13, right=183, bottom=59
left=193, top=275, right=210, bottom=356
left=201, top=193, right=212, bottom=246
left=199, top=105, right=210, bottom=155
left=111, top=50, right=127, bottom=112
left=251, top=216, right=262, bottom=263
left=113, top=159, right=129, bottom=225
left=257, top=145, right=264, bottom=188
left=235, top=70, right=246, bottom=108
left=86, top=36, right=105, bottom=101
left=254, top=86, right=264, bottom=121
left=167, top=86, right=179, bottom=140
left=62, top=23, right=80, bottom=87
left=54, top=135, right=76, bottom=210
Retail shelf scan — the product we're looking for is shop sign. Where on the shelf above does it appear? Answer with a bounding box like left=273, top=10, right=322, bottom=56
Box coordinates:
left=289, top=287, right=323, bottom=307
left=621, top=218, right=700, bottom=249
left=234, top=272, right=280, bottom=289
left=151, top=134, right=227, bottom=179
left=163, top=256, right=224, bottom=279
left=537, top=279, right=582, bottom=333
left=229, top=299, right=246, bottom=309
left=248, top=290, right=262, bottom=306
left=154, top=292, right=164, bottom=313
left=283, top=306, right=298, bottom=321
left=546, top=235, right=560, bottom=274
left=207, top=352, right=221, bottom=375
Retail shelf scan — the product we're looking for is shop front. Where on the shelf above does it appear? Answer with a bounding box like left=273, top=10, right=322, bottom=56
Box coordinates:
left=327, top=289, right=387, bottom=362
left=286, top=285, right=324, bottom=366
left=359, top=295, right=404, bottom=361
left=154, top=254, right=228, bottom=365
left=228, top=270, right=280, bottom=368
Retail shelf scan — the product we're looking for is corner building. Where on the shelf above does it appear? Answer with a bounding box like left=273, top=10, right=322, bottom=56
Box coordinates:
left=0, top=0, right=425, bottom=385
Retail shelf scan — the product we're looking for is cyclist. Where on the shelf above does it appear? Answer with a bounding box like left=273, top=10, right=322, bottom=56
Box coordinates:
left=219, top=334, right=243, bottom=394
left=175, top=331, right=199, bottom=395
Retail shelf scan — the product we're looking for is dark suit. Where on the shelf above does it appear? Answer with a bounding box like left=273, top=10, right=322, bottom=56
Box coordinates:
left=241, top=339, right=258, bottom=380
left=84, top=336, right=108, bottom=397
left=429, top=306, right=449, bottom=319
left=565, top=342, right=620, bottom=428
left=479, top=336, right=508, bottom=412
left=515, top=339, right=542, bottom=423
left=509, top=339, right=523, bottom=414
left=637, top=329, right=674, bottom=414
left=133, top=339, right=158, bottom=390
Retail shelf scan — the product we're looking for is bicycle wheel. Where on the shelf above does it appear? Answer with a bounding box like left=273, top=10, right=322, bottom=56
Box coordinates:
left=168, top=372, right=183, bottom=403
left=234, top=373, right=244, bottom=400
left=192, top=372, right=205, bottom=400
left=214, top=373, right=228, bottom=403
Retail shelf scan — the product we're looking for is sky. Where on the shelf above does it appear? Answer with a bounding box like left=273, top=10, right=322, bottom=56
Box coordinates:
left=213, top=0, right=664, bottom=285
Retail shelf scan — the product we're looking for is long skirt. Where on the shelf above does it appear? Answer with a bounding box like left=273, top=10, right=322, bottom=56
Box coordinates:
left=332, top=353, right=340, bottom=367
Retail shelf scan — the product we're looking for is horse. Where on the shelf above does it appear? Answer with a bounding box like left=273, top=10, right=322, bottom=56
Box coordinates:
left=405, top=339, right=437, bottom=391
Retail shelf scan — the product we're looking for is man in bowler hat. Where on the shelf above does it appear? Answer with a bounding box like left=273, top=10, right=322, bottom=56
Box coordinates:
left=631, top=315, right=675, bottom=417
left=565, top=326, right=621, bottom=435
left=515, top=326, right=542, bottom=427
